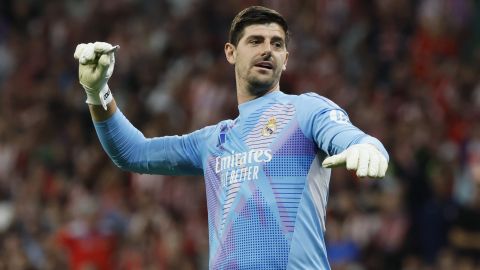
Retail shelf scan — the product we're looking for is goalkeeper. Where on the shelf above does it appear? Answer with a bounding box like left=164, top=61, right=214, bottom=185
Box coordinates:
left=74, top=6, right=388, bottom=270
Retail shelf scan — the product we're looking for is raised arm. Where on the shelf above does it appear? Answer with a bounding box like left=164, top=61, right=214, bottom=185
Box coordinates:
left=93, top=107, right=205, bottom=175
left=74, top=42, right=204, bottom=175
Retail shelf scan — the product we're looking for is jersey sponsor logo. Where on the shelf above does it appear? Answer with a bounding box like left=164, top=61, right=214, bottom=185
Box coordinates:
left=261, top=117, right=277, bottom=137
left=215, top=149, right=272, bottom=187
left=329, top=110, right=350, bottom=124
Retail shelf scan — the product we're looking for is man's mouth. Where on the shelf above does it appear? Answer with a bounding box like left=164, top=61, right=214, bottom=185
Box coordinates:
left=254, top=61, right=274, bottom=70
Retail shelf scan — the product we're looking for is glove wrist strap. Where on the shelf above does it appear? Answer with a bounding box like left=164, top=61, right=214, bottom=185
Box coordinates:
left=83, top=84, right=113, bottom=111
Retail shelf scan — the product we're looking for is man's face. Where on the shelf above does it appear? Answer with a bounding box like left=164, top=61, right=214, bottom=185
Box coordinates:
left=225, top=23, right=289, bottom=96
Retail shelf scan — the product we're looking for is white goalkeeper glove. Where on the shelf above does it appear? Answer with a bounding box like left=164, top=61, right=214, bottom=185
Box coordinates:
left=73, top=42, right=118, bottom=110
left=322, top=144, right=388, bottom=178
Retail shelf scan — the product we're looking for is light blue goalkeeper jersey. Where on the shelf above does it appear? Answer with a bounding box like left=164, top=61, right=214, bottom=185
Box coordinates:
left=94, top=90, right=388, bottom=270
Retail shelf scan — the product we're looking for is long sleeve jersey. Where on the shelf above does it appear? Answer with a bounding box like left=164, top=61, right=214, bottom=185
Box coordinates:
left=94, top=90, right=388, bottom=270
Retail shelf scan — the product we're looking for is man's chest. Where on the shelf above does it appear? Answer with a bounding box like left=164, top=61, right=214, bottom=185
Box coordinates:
left=204, top=103, right=316, bottom=187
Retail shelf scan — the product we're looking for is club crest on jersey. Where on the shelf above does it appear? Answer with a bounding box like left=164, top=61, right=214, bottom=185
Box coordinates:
left=261, top=117, right=277, bottom=137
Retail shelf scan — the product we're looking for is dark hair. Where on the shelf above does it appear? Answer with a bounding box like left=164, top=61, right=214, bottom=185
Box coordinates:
left=228, top=6, right=289, bottom=47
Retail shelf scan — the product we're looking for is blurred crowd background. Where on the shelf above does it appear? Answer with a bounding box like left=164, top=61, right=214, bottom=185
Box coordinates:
left=0, top=0, right=479, bottom=269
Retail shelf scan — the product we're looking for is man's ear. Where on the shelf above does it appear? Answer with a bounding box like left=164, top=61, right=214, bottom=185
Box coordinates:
left=224, top=43, right=236, bottom=65
left=283, top=51, right=289, bottom=71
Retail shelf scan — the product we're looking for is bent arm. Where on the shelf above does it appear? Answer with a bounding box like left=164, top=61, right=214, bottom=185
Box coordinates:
left=313, top=114, right=388, bottom=161
left=91, top=101, right=203, bottom=175
left=297, top=93, right=389, bottom=160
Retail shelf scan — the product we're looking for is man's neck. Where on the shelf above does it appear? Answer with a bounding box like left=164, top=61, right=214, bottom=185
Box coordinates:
left=236, top=83, right=280, bottom=105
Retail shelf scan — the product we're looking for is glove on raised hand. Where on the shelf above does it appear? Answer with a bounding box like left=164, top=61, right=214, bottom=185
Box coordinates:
left=73, top=42, right=118, bottom=110
left=322, top=144, right=388, bottom=178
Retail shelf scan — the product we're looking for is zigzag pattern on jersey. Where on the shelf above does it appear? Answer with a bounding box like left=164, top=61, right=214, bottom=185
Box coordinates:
left=216, top=102, right=297, bottom=239
left=205, top=155, right=222, bottom=249
left=220, top=181, right=241, bottom=232
left=264, top=122, right=317, bottom=233
left=241, top=103, right=296, bottom=150
left=211, top=189, right=290, bottom=270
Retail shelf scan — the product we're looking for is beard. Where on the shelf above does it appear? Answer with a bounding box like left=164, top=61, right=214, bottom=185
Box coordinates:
left=245, top=68, right=281, bottom=97
left=247, top=79, right=273, bottom=96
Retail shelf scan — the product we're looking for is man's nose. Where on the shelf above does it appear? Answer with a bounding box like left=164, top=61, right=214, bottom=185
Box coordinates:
left=261, top=42, right=272, bottom=58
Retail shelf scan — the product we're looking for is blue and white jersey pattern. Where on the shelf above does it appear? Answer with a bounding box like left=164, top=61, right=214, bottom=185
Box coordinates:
left=94, top=90, right=388, bottom=270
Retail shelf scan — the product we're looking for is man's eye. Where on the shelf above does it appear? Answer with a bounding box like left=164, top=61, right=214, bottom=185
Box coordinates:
left=250, top=40, right=259, bottom=45
left=274, top=42, right=282, bottom=48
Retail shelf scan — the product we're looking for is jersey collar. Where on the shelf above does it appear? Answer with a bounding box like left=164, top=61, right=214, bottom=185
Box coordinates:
left=238, top=90, right=284, bottom=116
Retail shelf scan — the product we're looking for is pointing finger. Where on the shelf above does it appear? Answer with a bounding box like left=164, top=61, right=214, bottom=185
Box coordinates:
left=322, top=152, right=347, bottom=168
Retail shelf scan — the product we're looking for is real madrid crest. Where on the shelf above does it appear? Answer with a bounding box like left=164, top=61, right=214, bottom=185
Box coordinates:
left=261, top=117, right=277, bottom=137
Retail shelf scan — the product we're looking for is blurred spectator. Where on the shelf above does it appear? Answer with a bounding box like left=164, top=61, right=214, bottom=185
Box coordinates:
left=449, top=181, right=480, bottom=265
left=56, top=191, right=119, bottom=270
left=0, top=0, right=479, bottom=269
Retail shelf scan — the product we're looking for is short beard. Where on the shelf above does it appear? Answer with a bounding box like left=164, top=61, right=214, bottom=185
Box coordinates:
left=247, top=80, right=272, bottom=97
left=246, top=69, right=281, bottom=97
